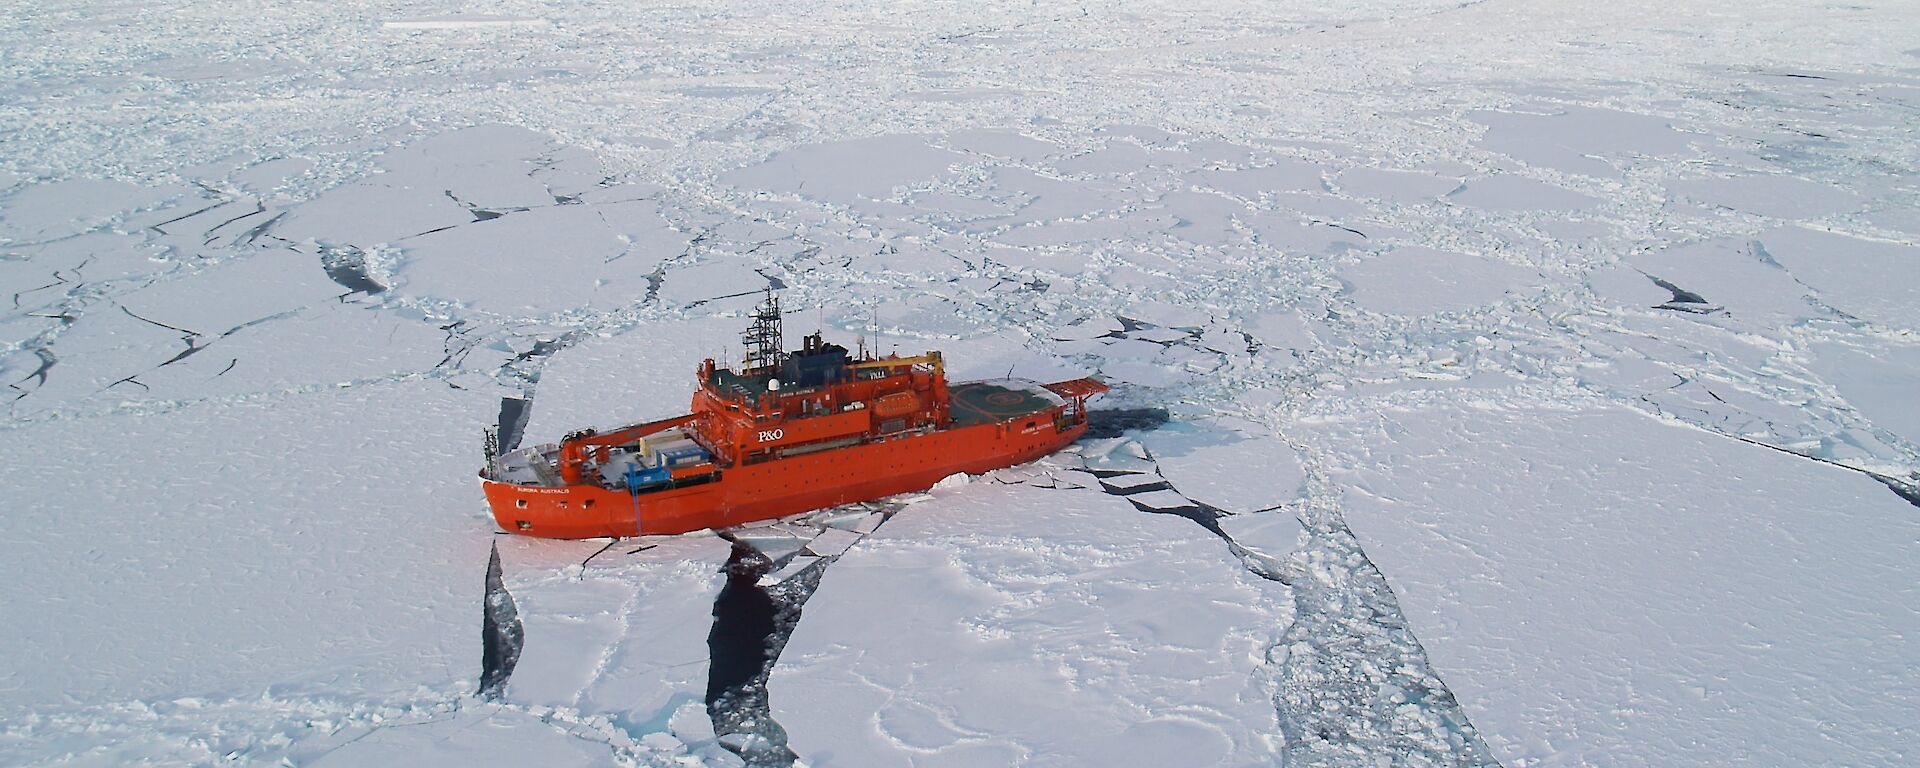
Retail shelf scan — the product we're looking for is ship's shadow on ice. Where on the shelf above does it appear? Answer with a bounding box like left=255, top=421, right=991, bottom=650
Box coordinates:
left=1084, top=406, right=1170, bottom=439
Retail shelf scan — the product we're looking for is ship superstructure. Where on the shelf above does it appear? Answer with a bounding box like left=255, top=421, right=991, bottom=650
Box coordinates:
left=481, top=293, right=1107, bottom=538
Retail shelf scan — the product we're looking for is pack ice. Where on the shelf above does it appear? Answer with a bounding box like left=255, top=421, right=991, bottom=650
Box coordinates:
left=2, top=1, right=1915, bottom=766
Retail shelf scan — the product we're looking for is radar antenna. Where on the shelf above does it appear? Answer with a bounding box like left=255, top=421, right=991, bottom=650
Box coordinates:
left=741, top=288, right=785, bottom=372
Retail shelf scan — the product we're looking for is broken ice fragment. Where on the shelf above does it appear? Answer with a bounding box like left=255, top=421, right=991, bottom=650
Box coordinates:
left=814, top=509, right=871, bottom=531
left=732, top=531, right=809, bottom=562
left=803, top=528, right=864, bottom=558
left=1097, top=472, right=1170, bottom=493
left=1121, top=489, right=1194, bottom=511
left=1085, top=450, right=1157, bottom=474
left=759, top=555, right=824, bottom=587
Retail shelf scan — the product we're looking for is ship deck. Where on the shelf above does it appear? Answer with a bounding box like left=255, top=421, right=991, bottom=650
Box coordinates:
left=949, top=381, right=1065, bottom=427
left=709, top=367, right=773, bottom=399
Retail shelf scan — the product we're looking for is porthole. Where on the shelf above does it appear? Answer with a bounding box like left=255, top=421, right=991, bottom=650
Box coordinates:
left=515, top=499, right=528, bottom=509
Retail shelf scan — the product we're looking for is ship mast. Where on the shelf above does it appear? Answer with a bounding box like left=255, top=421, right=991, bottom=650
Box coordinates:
left=740, top=288, right=785, bottom=373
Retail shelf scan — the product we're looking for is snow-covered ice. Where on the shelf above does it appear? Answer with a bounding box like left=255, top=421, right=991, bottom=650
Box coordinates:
left=1446, top=175, right=1601, bottom=212
left=1339, top=246, right=1540, bottom=316
left=770, top=484, right=1292, bottom=766
left=1315, top=404, right=1918, bottom=768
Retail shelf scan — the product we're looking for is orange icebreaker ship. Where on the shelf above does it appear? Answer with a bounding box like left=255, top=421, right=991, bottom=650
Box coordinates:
left=481, top=294, right=1107, bottom=539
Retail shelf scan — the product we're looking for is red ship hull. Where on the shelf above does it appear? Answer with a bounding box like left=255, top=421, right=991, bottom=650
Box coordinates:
left=480, top=292, right=1107, bottom=539
left=484, top=410, right=1087, bottom=538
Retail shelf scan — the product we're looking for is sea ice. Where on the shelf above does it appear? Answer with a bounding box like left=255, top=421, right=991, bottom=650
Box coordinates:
left=1810, top=342, right=1920, bottom=445
left=6, top=1, right=1918, bottom=765
left=1446, top=175, right=1601, bottom=211
left=721, top=135, right=965, bottom=205
left=1, top=382, right=499, bottom=711
left=770, top=484, right=1290, bottom=766
left=1333, top=167, right=1462, bottom=203
left=1136, top=420, right=1306, bottom=515
left=1471, top=106, right=1694, bottom=177
left=1668, top=175, right=1865, bottom=219
left=0, top=178, right=184, bottom=242
left=1339, top=246, right=1539, bottom=315
left=1757, top=227, right=1919, bottom=329
left=1317, top=405, right=1917, bottom=768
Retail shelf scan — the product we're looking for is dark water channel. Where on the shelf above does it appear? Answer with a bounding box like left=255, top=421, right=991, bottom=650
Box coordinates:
left=705, top=543, right=827, bottom=767
left=495, top=397, right=532, bottom=452
left=318, top=246, right=387, bottom=295
left=478, top=543, right=523, bottom=701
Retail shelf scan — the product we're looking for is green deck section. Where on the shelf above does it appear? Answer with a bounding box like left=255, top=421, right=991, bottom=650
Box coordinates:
left=709, top=367, right=772, bottom=400
left=950, top=382, right=1060, bottom=427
